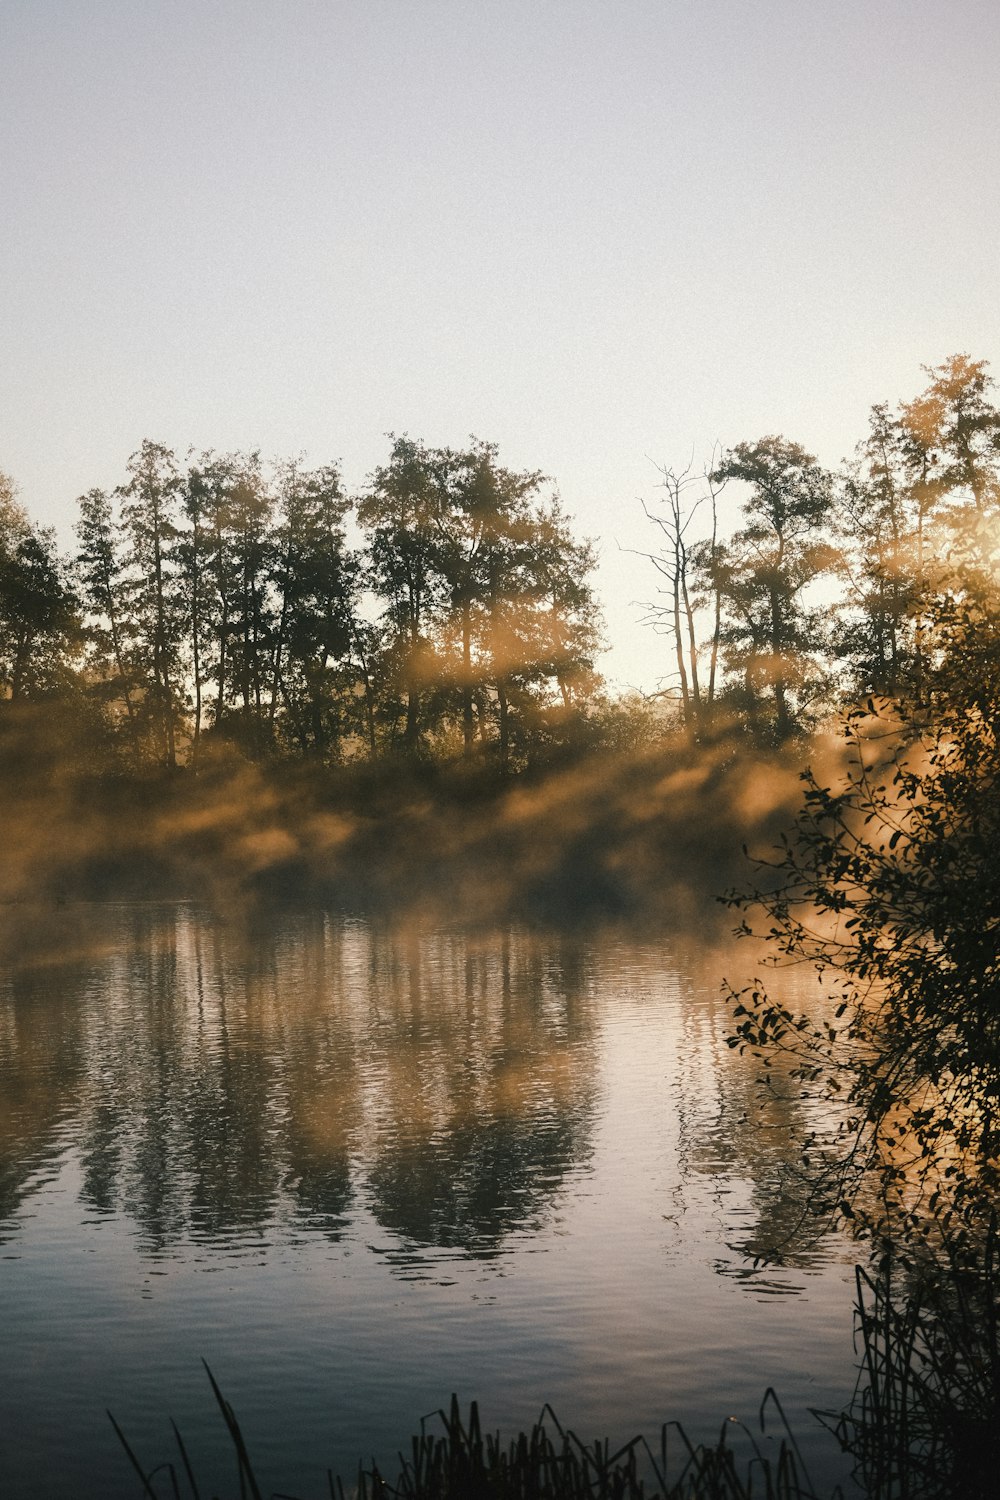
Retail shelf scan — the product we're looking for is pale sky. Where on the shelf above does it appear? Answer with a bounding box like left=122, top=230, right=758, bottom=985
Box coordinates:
left=3, top=0, right=997, bottom=691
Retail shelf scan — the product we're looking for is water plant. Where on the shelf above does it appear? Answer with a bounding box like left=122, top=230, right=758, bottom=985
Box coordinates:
left=820, top=1253, right=1000, bottom=1499
left=109, top=1380, right=829, bottom=1500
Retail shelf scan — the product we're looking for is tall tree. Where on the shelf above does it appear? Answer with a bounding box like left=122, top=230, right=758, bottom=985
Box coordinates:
left=118, top=440, right=185, bottom=766
left=358, top=437, right=447, bottom=752
left=221, top=453, right=273, bottom=755
left=638, top=461, right=724, bottom=739
left=471, top=454, right=538, bottom=771
left=75, top=487, right=142, bottom=758
left=175, top=462, right=222, bottom=761
left=899, top=354, right=1000, bottom=548
left=528, top=495, right=602, bottom=710
left=359, top=437, right=602, bottom=766
left=835, top=357, right=1000, bottom=705
left=0, top=520, right=78, bottom=701
left=726, top=596, right=1000, bottom=1258
left=189, top=452, right=240, bottom=740
left=270, top=459, right=357, bottom=758
left=186, top=450, right=276, bottom=755
left=710, top=437, right=837, bottom=743
left=896, top=354, right=1000, bottom=649
left=0, top=469, right=30, bottom=554
left=835, top=404, right=919, bottom=700
left=427, top=443, right=496, bottom=758
left=424, top=441, right=553, bottom=763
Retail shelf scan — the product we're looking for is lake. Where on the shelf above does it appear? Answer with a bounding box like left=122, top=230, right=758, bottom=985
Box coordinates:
left=0, top=902, right=859, bottom=1497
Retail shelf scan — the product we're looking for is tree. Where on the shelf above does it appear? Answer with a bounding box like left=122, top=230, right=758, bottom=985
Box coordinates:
left=118, top=440, right=185, bottom=766
left=710, top=437, right=837, bottom=743
left=488, top=493, right=602, bottom=767
left=0, top=469, right=30, bottom=554
left=898, top=354, right=1000, bottom=550
left=834, top=357, right=1000, bottom=707
left=0, top=524, right=78, bottom=700
left=219, top=453, right=273, bottom=755
left=424, top=441, right=601, bottom=771
left=896, top=354, right=1000, bottom=636
left=527, top=494, right=602, bottom=710
left=637, top=460, right=724, bottom=739
left=726, top=598, right=1000, bottom=1259
left=835, top=404, right=921, bottom=701
left=186, top=450, right=277, bottom=757
left=75, top=487, right=142, bottom=758
left=270, top=459, right=358, bottom=759
left=359, top=437, right=446, bottom=752
left=176, top=462, right=219, bottom=760
left=358, top=435, right=602, bottom=766
left=427, top=442, right=504, bottom=759
left=440, top=444, right=558, bottom=771
left=186, top=451, right=241, bottom=743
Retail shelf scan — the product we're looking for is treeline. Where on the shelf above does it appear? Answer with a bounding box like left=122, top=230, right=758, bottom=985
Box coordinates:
left=0, top=437, right=610, bottom=773
left=2, top=352, right=1000, bottom=776
left=645, top=352, right=1000, bottom=743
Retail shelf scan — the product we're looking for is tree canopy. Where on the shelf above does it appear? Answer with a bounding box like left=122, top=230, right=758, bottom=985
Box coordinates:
left=1, top=439, right=605, bottom=773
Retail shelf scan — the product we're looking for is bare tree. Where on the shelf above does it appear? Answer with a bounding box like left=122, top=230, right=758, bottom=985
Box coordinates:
left=634, top=458, right=724, bottom=739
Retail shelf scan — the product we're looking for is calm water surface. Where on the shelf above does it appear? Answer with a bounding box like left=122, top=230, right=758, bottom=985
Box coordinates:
left=0, top=904, right=859, bottom=1497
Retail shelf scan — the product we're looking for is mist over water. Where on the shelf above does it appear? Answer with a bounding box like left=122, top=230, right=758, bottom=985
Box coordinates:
left=0, top=702, right=818, bottom=935
left=0, top=903, right=857, bottom=1498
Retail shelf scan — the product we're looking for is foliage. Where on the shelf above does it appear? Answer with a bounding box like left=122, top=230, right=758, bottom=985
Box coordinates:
left=707, top=438, right=837, bottom=745
left=834, top=402, right=921, bottom=701
left=834, top=355, right=1000, bottom=702
left=6, top=349, right=1000, bottom=770
left=639, top=440, right=837, bottom=746
left=641, top=355, right=1000, bottom=747
left=358, top=436, right=601, bottom=768
left=0, top=519, right=79, bottom=700
left=714, top=379, right=1000, bottom=1269
left=29, top=434, right=602, bottom=772
left=725, top=598, right=1000, bottom=1258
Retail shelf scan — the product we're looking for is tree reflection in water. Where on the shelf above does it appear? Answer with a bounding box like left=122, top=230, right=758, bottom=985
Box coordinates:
left=669, top=935, right=845, bottom=1281
left=0, top=906, right=598, bottom=1259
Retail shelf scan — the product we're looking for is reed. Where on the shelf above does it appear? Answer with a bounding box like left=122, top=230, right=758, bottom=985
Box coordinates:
left=820, top=1252, right=1000, bottom=1499
left=110, top=1379, right=828, bottom=1500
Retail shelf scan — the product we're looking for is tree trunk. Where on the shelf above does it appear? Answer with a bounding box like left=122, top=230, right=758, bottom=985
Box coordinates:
left=462, top=601, right=474, bottom=757
left=497, top=679, right=510, bottom=774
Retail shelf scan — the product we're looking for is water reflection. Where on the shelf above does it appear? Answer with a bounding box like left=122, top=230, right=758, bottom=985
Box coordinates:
left=670, top=937, right=842, bottom=1281
left=0, top=907, right=846, bottom=1279
left=0, top=959, right=85, bottom=1230
left=0, top=907, right=598, bottom=1258
left=0, top=904, right=858, bottom=1500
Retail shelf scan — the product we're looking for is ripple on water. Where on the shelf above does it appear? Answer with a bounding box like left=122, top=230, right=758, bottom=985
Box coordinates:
left=0, top=907, right=859, bottom=1500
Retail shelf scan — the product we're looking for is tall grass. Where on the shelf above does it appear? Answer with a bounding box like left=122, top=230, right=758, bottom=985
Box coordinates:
left=110, top=1378, right=830, bottom=1500
left=820, top=1252, right=1000, bottom=1499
